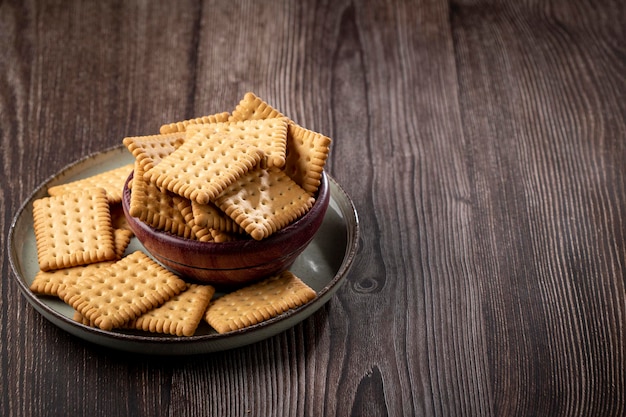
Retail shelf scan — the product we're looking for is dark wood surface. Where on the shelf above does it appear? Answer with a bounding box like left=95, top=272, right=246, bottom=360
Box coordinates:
left=1, top=1, right=624, bottom=416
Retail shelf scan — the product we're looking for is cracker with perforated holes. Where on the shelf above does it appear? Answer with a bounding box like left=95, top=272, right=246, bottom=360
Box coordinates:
left=58, top=251, right=187, bottom=331
left=284, top=122, right=331, bottom=195
left=32, top=188, right=117, bottom=271
left=228, top=92, right=284, bottom=122
left=159, top=111, right=230, bottom=134
left=204, top=270, right=316, bottom=333
left=187, top=118, right=289, bottom=168
left=214, top=167, right=314, bottom=241
left=47, top=164, right=134, bottom=204
left=127, top=284, right=215, bottom=336
left=123, top=132, right=185, bottom=172
left=143, top=130, right=264, bottom=205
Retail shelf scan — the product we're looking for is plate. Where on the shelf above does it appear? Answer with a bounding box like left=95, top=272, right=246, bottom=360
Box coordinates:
left=8, top=145, right=359, bottom=355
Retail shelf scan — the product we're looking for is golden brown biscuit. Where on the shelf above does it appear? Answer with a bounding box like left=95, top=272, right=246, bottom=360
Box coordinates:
left=143, top=130, right=263, bottom=205
left=32, top=188, right=116, bottom=271
left=214, top=167, right=314, bottom=240
left=205, top=270, right=316, bottom=333
left=128, top=284, right=216, bottom=336
left=284, top=122, right=331, bottom=195
left=58, top=251, right=187, bottom=331
left=189, top=118, right=289, bottom=168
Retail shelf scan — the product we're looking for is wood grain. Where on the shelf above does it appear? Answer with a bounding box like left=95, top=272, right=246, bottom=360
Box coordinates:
left=451, top=1, right=625, bottom=415
left=1, top=0, right=624, bottom=416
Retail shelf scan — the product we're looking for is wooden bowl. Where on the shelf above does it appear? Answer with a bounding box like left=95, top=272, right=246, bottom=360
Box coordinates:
left=121, top=172, right=330, bottom=288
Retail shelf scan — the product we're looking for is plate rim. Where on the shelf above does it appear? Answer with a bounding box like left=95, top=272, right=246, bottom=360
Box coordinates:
left=8, top=145, right=360, bottom=354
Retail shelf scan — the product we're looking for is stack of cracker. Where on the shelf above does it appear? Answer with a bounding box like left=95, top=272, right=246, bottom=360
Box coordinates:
left=28, top=92, right=328, bottom=336
left=123, top=91, right=331, bottom=242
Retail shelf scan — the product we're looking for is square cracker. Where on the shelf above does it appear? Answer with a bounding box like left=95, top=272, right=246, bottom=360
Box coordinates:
left=33, top=188, right=116, bottom=271
left=159, top=111, right=230, bottom=135
left=204, top=270, right=316, bottom=334
left=214, top=167, right=315, bottom=241
left=58, top=251, right=187, bottom=331
left=47, top=164, right=134, bottom=204
left=128, top=284, right=215, bottom=336
left=143, top=130, right=263, bottom=205
left=188, top=118, right=289, bottom=168
left=284, top=122, right=331, bottom=195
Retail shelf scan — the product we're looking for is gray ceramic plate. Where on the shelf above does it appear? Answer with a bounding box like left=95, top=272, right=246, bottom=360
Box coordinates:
left=8, top=145, right=359, bottom=355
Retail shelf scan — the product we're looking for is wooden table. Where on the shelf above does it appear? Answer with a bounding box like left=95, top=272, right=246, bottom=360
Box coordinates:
left=1, top=1, right=624, bottom=416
